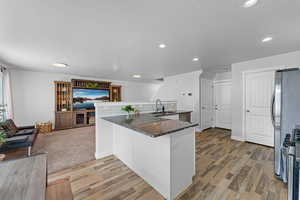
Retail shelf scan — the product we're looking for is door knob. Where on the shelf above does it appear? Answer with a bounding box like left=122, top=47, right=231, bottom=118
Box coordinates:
left=202, top=106, right=206, bottom=109
left=246, top=110, right=250, bottom=113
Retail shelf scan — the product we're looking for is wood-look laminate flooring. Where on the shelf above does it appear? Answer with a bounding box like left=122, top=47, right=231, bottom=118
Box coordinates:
left=48, top=128, right=287, bottom=200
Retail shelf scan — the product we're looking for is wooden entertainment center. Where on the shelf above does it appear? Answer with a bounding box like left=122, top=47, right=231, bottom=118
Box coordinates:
left=55, top=79, right=121, bottom=130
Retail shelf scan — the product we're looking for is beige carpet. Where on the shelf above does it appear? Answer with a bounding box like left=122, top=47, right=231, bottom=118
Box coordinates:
left=32, top=126, right=95, bottom=173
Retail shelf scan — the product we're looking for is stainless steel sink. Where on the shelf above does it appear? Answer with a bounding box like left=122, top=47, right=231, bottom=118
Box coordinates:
left=151, top=111, right=177, bottom=117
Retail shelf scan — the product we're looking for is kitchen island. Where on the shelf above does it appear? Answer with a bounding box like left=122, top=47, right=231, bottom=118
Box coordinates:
left=95, top=102, right=197, bottom=200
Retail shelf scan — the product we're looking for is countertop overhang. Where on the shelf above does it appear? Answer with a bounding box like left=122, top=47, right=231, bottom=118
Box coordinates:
left=101, top=111, right=198, bottom=137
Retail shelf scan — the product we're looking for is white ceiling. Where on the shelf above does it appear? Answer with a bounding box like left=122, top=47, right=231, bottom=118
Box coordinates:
left=0, top=0, right=299, bottom=81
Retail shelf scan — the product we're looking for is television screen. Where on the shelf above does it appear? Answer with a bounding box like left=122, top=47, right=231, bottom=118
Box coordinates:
left=73, top=88, right=110, bottom=110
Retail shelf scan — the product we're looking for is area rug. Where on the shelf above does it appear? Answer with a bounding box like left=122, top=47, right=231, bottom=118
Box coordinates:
left=32, top=126, right=95, bottom=173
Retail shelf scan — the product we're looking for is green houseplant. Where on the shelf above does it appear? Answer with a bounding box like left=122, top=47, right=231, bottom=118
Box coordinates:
left=0, top=131, right=6, bottom=146
left=0, top=131, right=6, bottom=161
left=86, top=82, right=99, bottom=89
left=121, top=105, right=135, bottom=117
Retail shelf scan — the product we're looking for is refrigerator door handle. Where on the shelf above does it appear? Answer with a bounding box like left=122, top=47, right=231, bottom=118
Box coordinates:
left=288, top=154, right=294, bottom=200
left=274, top=71, right=282, bottom=178
left=271, top=91, right=275, bottom=127
left=288, top=145, right=295, bottom=200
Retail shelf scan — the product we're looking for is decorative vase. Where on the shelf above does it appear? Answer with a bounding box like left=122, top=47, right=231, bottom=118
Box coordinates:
left=126, top=112, right=135, bottom=119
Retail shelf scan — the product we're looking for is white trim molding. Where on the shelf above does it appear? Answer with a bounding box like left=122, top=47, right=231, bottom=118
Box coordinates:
left=195, top=127, right=202, bottom=132
left=231, top=135, right=245, bottom=142
left=95, top=152, right=112, bottom=160
left=213, top=79, right=231, bottom=84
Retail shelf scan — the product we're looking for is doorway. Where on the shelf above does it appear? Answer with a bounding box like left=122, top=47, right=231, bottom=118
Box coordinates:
left=243, top=70, right=275, bottom=146
left=214, top=80, right=231, bottom=129
left=200, top=78, right=213, bottom=130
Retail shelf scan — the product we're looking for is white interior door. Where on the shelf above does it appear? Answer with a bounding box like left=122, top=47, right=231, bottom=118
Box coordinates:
left=214, top=81, right=232, bottom=129
left=245, top=70, right=275, bottom=147
left=200, top=78, right=213, bottom=130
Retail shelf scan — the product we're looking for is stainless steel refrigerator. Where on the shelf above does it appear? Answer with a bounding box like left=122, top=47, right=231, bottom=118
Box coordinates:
left=273, top=68, right=300, bottom=182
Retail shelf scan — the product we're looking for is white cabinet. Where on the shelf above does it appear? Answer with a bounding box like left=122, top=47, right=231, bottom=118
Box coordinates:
left=160, top=114, right=179, bottom=120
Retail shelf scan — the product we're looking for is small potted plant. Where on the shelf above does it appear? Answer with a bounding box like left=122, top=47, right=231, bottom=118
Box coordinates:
left=0, top=131, right=6, bottom=161
left=121, top=105, right=135, bottom=118
left=0, top=131, right=6, bottom=146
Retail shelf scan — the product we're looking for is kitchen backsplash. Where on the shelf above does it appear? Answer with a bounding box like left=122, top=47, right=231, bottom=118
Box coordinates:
left=95, top=101, right=177, bottom=117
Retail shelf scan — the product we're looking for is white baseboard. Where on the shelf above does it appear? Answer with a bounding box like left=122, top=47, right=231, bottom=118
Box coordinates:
left=95, top=151, right=113, bottom=160
left=231, top=135, right=245, bottom=142
left=195, top=127, right=202, bottom=132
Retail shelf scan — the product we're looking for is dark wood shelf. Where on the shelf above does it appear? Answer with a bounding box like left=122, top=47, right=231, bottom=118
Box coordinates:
left=55, top=79, right=121, bottom=130
left=71, top=79, right=111, bottom=90
left=110, top=85, right=122, bottom=102
left=55, top=81, right=72, bottom=112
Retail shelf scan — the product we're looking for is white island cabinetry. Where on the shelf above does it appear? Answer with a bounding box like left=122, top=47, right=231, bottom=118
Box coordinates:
left=95, top=102, right=196, bottom=200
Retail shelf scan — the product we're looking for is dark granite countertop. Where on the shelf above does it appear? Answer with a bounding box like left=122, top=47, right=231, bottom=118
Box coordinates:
left=102, top=111, right=198, bottom=137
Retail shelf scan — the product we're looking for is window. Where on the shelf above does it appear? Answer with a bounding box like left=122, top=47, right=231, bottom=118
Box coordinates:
left=0, top=67, right=5, bottom=121
left=0, top=69, right=3, bottom=104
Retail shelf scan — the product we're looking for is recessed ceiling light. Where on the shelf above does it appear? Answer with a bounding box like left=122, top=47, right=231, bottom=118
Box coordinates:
left=52, top=63, right=68, bottom=68
left=133, top=74, right=141, bottom=78
left=193, top=58, right=199, bottom=61
left=242, top=0, right=258, bottom=8
left=159, top=44, right=166, bottom=48
left=262, top=36, right=273, bottom=43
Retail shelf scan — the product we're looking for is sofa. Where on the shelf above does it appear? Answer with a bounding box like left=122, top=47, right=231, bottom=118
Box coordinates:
left=0, top=119, right=38, bottom=156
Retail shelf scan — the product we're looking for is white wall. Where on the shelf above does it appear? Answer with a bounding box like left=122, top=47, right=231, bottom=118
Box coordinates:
left=231, top=50, right=300, bottom=140
left=154, top=70, right=202, bottom=127
left=200, top=71, right=231, bottom=81
left=10, top=69, right=161, bottom=126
